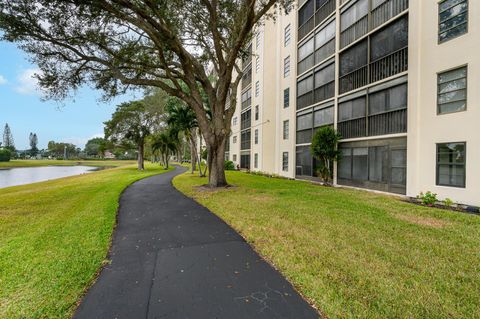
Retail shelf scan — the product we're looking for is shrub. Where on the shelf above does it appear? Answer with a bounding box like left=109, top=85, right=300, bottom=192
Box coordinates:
left=417, top=191, right=438, bottom=206
left=224, top=160, right=235, bottom=170
left=443, top=198, right=454, bottom=208
left=0, top=148, right=11, bottom=162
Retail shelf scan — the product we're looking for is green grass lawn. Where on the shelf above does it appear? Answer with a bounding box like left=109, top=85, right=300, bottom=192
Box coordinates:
left=0, top=162, right=173, bottom=318
left=0, top=159, right=136, bottom=169
left=173, top=171, right=480, bottom=319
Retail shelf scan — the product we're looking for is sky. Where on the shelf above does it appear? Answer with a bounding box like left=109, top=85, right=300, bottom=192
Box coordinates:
left=0, top=41, right=137, bottom=150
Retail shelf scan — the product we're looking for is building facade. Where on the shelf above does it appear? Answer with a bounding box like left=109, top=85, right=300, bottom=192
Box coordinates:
left=226, top=0, right=480, bottom=207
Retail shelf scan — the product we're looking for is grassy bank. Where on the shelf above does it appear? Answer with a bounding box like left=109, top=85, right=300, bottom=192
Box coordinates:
left=0, top=162, right=173, bottom=318
left=173, top=171, right=480, bottom=318
left=0, top=159, right=135, bottom=169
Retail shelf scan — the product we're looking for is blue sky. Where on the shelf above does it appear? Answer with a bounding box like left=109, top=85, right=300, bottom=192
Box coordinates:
left=0, top=41, right=136, bottom=150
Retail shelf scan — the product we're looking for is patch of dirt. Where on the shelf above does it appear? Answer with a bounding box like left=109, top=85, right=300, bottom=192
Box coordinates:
left=396, top=214, right=451, bottom=228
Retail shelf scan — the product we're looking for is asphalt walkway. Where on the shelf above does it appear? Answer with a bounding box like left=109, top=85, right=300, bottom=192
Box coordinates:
left=74, top=166, right=319, bottom=319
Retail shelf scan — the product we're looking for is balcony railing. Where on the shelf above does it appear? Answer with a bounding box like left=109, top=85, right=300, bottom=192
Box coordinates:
left=371, top=0, right=409, bottom=30
left=340, top=15, right=368, bottom=48
left=368, top=108, right=407, bottom=136
left=370, top=46, right=408, bottom=83
left=338, top=117, right=367, bottom=139
left=297, top=92, right=314, bottom=110
left=339, top=65, right=368, bottom=94
left=315, top=0, right=336, bottom=27
left=339, top=46, right=408, bottom=94
left=314, top=81, right=335, bottom=104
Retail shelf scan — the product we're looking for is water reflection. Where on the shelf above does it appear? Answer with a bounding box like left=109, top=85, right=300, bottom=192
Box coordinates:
left=0, top=166, right=99, bottom=189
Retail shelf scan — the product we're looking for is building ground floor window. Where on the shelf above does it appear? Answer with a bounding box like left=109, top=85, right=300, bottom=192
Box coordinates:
left=337, top=137, right=407, bottom=194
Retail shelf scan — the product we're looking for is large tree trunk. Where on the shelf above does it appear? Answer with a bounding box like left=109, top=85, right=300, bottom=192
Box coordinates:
left=206, top=136, right=227, bottom=187
left=137, top=142, right=144, bottom=170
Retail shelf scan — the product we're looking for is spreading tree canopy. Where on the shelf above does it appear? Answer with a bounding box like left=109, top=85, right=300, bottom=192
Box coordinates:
left=104, top=100, right=163, bottom=170
left=0, top=0, right=294, bottom=187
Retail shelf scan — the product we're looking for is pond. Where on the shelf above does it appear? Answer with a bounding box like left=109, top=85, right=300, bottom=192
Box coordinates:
left=0, top=166, right=99, bottom=189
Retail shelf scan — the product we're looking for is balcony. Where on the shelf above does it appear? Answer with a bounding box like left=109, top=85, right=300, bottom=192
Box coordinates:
left=340, top=0, right=408, bottom=49
left=371, top=0, right=409, bottom=30
left=370, top=47, right=408, bottom=83
left=298, top=0, right=336, bottom=42
left=338, top=108, right=407, bottom=139
left=297, top=92, right=314, bottom=110
left=241, top=66, right=252, bottom=90
left=315, top=38, right=335, bottom=66
left=241, top=97, right=251, bottom=111
left=340, top=15, right=368, bottom=49
left=368, top=108, right=407, bottom=136
left=339, top=46, right=407, bottom=94
left=315, top=0, right=336, bottom=28
left=313, top=81, right=335, bottom=104
left=338, top=117, right=367, bottom=139
left=339, top=65, right=368, bottom=94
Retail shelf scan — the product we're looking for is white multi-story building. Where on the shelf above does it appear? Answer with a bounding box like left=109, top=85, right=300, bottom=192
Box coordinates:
left=226, top=0, right=479, bottom=208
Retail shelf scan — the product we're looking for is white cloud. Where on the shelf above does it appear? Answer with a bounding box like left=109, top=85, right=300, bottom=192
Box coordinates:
left=15, top=68, right=42, bottom=95
left=0, top=75, right=7, bottom=85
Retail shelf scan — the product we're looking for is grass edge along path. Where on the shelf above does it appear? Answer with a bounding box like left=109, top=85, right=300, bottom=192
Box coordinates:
left=0, top=162, right=173, bottom=319
left=173, top=170, right=480, bottom=319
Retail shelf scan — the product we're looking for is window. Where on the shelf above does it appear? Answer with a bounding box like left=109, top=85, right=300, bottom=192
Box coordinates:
left=437, top=142, right=466, bottom=188
left=283, top=120, right=289, bottom=140
left=233, top=154, right=237, bottom=161
left=233, top=136, right=237, bottom=143
left=233, top=117, right=238, bottom=126
left=284, top=56, right=291, bottom=78
left=256, top=31, right=261, bottom=49
left=439, top=0, right=468, bottom=43
left=438, top=66, right=467, bottom=114
left=255, top=81, right=260, bottom=97
left=254, top=129, right=259, bottom=144
left=255, top=56, right=260, bottom=73
left=254, top=153, right=258, bottom=168
left=282, top=152, right=289, bottom=171
left=284, top=88, right=290, bottom=108
left=255, top=105, right=259, bottom=121
left=284, top=24, right=291, bottom=47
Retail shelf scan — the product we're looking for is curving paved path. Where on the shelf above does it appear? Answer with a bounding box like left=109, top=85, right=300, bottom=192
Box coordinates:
left=74, top=166, right=319, bottom=319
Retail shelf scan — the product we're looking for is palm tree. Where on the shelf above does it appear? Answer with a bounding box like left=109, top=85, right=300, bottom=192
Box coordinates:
left=165, top=100, right=207, bottom=176
left=151, top=131, right=178, bottom=169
